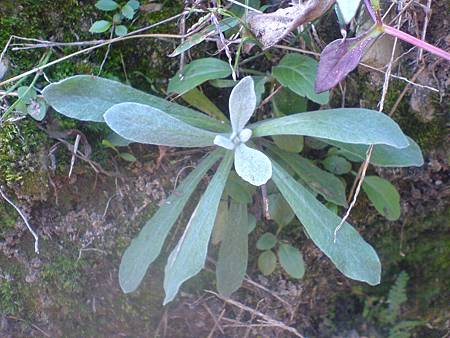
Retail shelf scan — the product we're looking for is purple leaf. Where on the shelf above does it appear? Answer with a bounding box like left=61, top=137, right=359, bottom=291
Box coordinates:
left=315, top=27, right=381, bottom=93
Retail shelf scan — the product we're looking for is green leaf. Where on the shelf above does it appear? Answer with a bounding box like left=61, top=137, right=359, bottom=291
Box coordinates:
left=104, top=103, right=218, bottom=147
left=118, top=152, right=137, bottom=162
left=271, top=160, right=381, bottom=285
left=168, top=58, right=232, bottom=95
left=224, top=172, right=254, bottom=204
left=234, top=144, right=272, bottom=186
left=95, top=0, right=119, bottom=11
left=278, top=244, right=305, bottom=279
left=322, top=155, right=352, bottom=175
left=121, top=4, right=135, bottom=19
left=336, top=0, right=361, bottom=23
left=273, top=149, right=347, bottom=207
left=127, top=0, right=140, bottom=10
left=323, top=137, right=424, bottom=167
left=114, top=25, right=128, bottom=37
left=273, top=135, right=304, bottom=153
left=251, top=108, right=410, bottom=149
left=256, top=233, right=277, bottom=250
left=27, top=98, right=47, bottom=121
left=181, top=88, right=227, bottom=122
left=273, top=87, right=307, bottom=116
left=229, top=76, right=256, bottom=133
left=362, top=176, right=401, bottom=221
left=247, top=213, right=257, bottom=234
left=119, top=150, right=223, bottom=293
left=42, top=75, right=228, bottom=132
left=272, top=54, right=330, bottom=105
left=216, top=202, right=248, bottom=296
left=163, top=152, right=233, bottom=304
left=89, top=20, right=112, bottom=33
left=212, top=200, right=229, bottom=245
left=268, top=193, right=295, bottom=227
left=107, top=132, right=132, bottom=146
left=170, top=17, right=238, bottom=57
left=258, top=250, right=277, bottom=275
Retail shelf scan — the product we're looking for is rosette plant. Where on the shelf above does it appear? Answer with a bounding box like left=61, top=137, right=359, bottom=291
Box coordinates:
left=42, top=73, right=423, bottom=304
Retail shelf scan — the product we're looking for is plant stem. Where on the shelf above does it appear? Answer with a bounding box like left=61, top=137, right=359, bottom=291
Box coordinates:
left=383, top=25, right=450, bottom=61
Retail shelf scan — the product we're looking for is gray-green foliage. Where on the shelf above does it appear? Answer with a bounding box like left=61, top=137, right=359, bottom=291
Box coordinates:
left=42, top=52, right=424, bottom=303
left=216, top=202, right=248, bottom=297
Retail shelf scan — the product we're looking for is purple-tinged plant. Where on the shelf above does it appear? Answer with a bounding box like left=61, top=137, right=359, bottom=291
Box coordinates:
left=316, top=0, right=450, bottom=93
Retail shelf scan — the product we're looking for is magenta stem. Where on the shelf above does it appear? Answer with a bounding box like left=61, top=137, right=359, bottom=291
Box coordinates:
left=364, top=0, right=377, bottom=23
left=384, top=25, right=450, bottom=61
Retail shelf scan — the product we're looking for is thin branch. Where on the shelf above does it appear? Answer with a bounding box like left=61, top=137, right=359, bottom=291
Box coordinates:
left=207, top=290, right=305, bottom=338
left=0, top=187, right=39, bottom=254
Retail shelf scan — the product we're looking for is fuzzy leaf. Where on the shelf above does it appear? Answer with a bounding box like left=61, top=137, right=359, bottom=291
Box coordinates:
left=104, top=103, right=218, bottom=147
left=229, top=76, right=257, bottom=132
left=273, top=54, right=330, bottom=104
left=256, top=233, right=277, bottom=251
left=271, top=160, right=381, bottom=286
left=362, top=176, right=401, bottom=221
left=273, top=135, right=304, bottom=153
left=268, top=193, right=295, bottom=227
left=163, top=152, right=233, bottom=304
left=95, top=0, right=119, bottom=11
left=42, top=75, right=228, bottom=132
left=324, top=137, right=424, bottom=167
left=234, top=144, right=272, bottom=186
left=278, top=244, right=305, bottom=279
left=216, top=202, right=248, bottom=296
left=323, top=155, right=352, bottom=175
left=89, top=20, right=112, bottom=33
left=273, top=149, right=347, bottom=207
left=273, top=87, right=307, bottom=116
left=336, top=0, right=361, bottom=23
left=258, top=250, right=277, bottom=276
left=119, top=150, right=223, bottom=293
left=251, top=108, right=409, bottom=149
left=168, top=58, right=232, bottom=95
left=115, top=25, right=128, bottom=37
left=315, top=27, right=381, bottom=93
left=121, top=4, right=135, bottom=19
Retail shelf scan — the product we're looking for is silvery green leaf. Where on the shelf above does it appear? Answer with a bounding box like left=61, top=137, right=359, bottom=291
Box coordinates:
left=271, top=148, right=347, bottom=207
left=119, top=150, right=223, bottom=293
left=229, top=76, right=257, bottom=133
left=336, top=0, right=361, bottom=24
left=323, top=137, right=424, bottom=167
left=271, top=160, right=381, bottom=286
left=250, top=108, right=409, bottom=149
left=216, top=202, right=248, bottom=296
left=214, top=135, right=235, bottom=150
left=42, top=75, right=228, bottom=132
left=104, top=103, right=218, bottom=147
left=163, top=152, right=233, bottom=304
left=234, top=144, right=272, bottom=186
left=238, top=128, right=252, bottom=143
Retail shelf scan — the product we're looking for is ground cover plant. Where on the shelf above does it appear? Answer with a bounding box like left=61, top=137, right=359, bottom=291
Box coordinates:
left=1, top=0, right=449, bottom=336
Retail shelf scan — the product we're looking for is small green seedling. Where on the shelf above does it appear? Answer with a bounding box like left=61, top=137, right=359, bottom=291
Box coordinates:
left=90, top=0, right=140, bottom=37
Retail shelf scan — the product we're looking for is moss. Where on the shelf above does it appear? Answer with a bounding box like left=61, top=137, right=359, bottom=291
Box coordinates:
left=357, top=76, right=447, bottom=151
left=41, top=255, right=84, bottom=292
left=0, top=120, right=47, bottom=185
